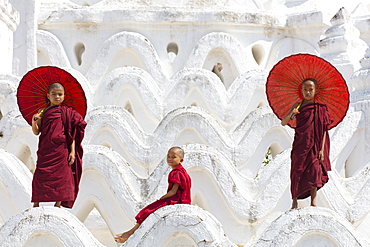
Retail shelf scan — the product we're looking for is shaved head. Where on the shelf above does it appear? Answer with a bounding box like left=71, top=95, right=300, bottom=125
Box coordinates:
left=168, top=146, right=184, bottom=159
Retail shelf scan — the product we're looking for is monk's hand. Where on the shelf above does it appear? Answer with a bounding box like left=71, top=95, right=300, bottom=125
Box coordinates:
left=68, top=152, right=75, bottom=165
left=32, top=113, right=41, bottom=123
left=291, top=108, right=300, bottom=115
left=318, top=150, right=324, bottom=162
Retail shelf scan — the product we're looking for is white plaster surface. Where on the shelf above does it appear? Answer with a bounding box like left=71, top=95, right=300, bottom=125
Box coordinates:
left=1, top=0, right=370, bottom=246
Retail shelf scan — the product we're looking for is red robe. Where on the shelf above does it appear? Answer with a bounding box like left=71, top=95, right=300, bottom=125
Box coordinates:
left=31, top=105, right=86, bottom=208
left=290, top=103, right=333, bottom=199
left=135, top=164, right=191, bottom=224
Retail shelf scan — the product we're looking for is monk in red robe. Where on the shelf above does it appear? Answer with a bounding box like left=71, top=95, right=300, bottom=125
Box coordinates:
left=115, top=146, right=192, bottom=243
left=31, top=83, right=86, bottom=208
left=282, top=79, right=333, bottom=209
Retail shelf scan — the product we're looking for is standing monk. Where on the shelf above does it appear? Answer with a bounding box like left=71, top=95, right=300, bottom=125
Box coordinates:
left=31, top=82, right=86, bottom=208
left=281, top=78, right=333, bottom=209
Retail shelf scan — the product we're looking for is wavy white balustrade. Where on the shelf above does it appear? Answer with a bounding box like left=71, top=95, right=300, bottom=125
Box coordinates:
left=67, top=143, right=370, bottom=244
left=0, top=205, right=237, bottom=247
left=84, top=105, right=283, bottom=177
left=0, top=207, right=104, bottom=247
left=83, top=104, right=361, bottom=177
left=1, top=101, right=360, bottom=182
left=0, top=149, right=32, bottom=223
left=72, top=145, right=147, bottom=233
left=166, top=69, right=268, bottom=125
left=123, top=204, right=237, bottom=247
left=253, top=207, right=369, bottom=247
left=94, top=67, right=268, bottom=132
left=323, top=162, right=370, bottom=223
left=1, top=141, right=370, bottom=245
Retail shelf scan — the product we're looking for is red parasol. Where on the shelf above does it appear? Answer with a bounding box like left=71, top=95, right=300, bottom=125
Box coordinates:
left=17, top=66, right=87, bottom=125
left=266, top=54, right=349, bottom=129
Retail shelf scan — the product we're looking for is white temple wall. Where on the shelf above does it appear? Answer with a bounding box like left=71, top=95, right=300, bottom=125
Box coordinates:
left=0, top=0, right=19, bottom=74
left=1, top=1, right=370, bottom=247
left=10, top=0, right=38, bottom=76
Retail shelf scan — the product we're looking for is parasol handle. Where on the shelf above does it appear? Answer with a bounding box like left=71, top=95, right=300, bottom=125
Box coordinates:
left=33, top=108, right=45, bottom=121
left=290, top=102, right=302, bottom=120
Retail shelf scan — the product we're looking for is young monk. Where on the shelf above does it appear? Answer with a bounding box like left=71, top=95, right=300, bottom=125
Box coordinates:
left=31, top=82, right=86, bottom=208
left=115, top=146, right=192, bottom=243
left=281, top=78, right=333, bottom=209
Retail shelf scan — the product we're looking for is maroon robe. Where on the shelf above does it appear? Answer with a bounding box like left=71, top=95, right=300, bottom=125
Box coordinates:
left=31, top=105, right=86, bottom=208
left=135, top=164, right=191, bottom=224
left=290, top=103, right=333, bottom=199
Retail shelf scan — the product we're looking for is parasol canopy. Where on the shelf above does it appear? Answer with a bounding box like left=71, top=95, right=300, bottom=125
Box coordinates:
left=266, top=53, right=349, bottom=129
left=17, top=66, right=87, bottom=125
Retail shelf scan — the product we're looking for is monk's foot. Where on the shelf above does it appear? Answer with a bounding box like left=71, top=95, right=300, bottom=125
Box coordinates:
left=290, top=198, right=298, bottom=209
left=114, top=232, right=131, bottom=243
left=33, top=202, right=39, bottom=207
left=54, top=202, right=61, bottom=208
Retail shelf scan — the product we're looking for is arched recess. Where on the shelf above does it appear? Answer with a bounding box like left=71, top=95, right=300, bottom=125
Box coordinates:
left=162, top=232, right=198, bottom=247
left=113, top=85, right=158, bottom=132
left=341, top=142, right=365, bottom=178
left=180, top=87, right=217, bottom=119
left=124, top=101, right=135, bottom=117
left=254, top=140, right=286, bottom=179
left=0, top=95, right=9, bottom=121
left=94, top=67, right=162, bottom=132
left=100, top=141, right=111, bottom=149
left=83, top=207, right=116, bottom=246
left=174, top=127, right=208, bottom=146
left=185, top=32, right=257, bottom=76
left=37, top=48, right=51, bottom=66
left=36, top=30, right=71, bottom=68
left=203, top=47, right=239, bottom=89
left=69, top=0, right=101, bottom=6
left=16, top=144, right=35, bottom=173
left=23, top=232, right=64, bottom=247
left=265, top=37, right=318, bottom=71
left=3, top=128, right=38, bottom=171
left=86, top=126, right=146, bottom=175
left=238, top=126, right=291, bottom=177
left=334, top=128, right=365, bottom=178
left=86, top=31, right=166, bottom=89
left=107, top=48, right=146, bottom=74
left=295, top=232, right=339, bottom=247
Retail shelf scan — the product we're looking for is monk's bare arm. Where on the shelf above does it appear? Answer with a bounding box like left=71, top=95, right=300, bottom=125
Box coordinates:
left=159, top=183, right=180, bottom=200
left=318, top=131, right=326, bottom=162
left=281, top=102, right=300, bottom=126
left=68, top=140, right=76, bottom=165
left=31, top=113, right=41, bottom=135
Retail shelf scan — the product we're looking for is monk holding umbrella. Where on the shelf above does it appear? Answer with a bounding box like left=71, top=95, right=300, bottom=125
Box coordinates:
left=17, top=66, right=87, bottom=208
left=266, top=54, right=349, bottom=209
